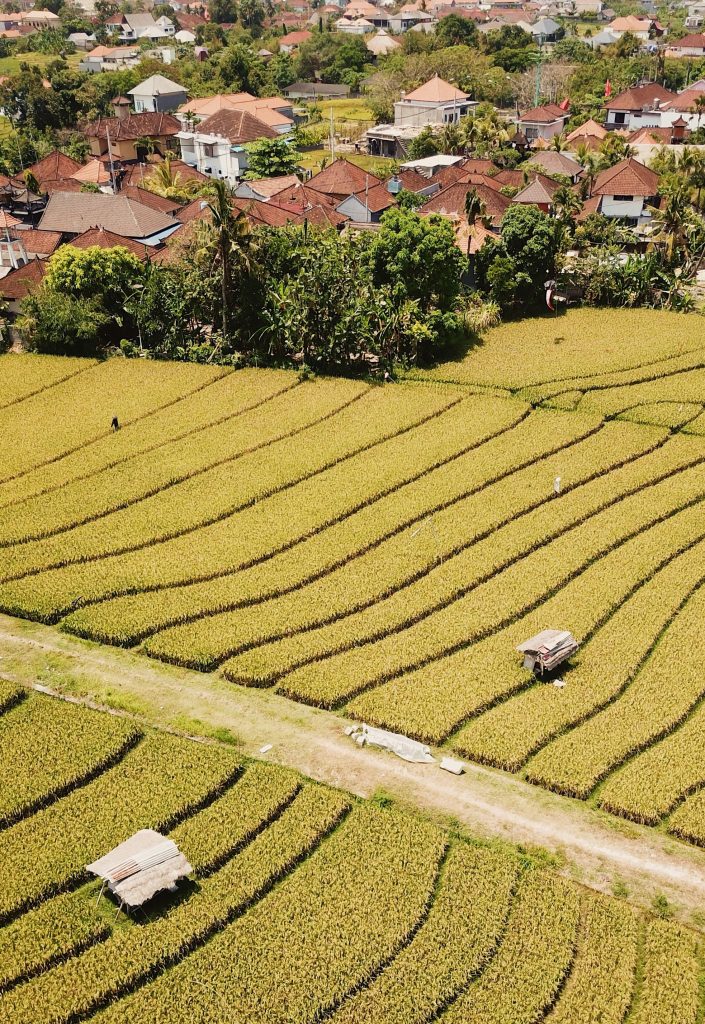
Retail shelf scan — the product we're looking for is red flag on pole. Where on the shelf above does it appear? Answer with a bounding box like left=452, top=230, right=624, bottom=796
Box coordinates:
left=559, top=97, right=570, bottom=111
left=604, top=79, right=612, bottom=97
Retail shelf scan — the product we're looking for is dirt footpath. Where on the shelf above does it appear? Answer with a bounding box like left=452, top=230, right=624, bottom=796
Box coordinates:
left=2, top=612, right=705, bottom=926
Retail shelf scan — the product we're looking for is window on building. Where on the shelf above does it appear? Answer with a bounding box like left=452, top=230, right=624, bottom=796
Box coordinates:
left=613, top=195, right=634, bottom=201
left=613, top=112, right=626, bottom=124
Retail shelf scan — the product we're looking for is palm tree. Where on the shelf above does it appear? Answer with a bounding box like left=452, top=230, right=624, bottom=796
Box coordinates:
left=649, top=180, right=694, bottom=262
left=134, top=135, right=157, bottom=162
left=694, top=94, right=705, bottom=130
left=549, top=133, right=566, bottom=152
left=207, top=179, right=251, bottom=342
left=439, top=122, right=462, bottom=156
left=597, top=134, right=636, bottom=170
left=464, top=187, right=491, bottom=253
left=552, top=182, right=582, bottom=225
left=582, top=151, right=601, bottom=198
left=144, top=156, right=205, bottom=201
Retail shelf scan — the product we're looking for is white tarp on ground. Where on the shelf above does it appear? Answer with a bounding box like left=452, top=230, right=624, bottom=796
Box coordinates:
left=348, top=723, right=435, bottom=763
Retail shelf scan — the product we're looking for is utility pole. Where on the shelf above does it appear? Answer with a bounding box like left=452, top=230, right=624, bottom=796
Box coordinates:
left=329, top=105, right=335, bottom=160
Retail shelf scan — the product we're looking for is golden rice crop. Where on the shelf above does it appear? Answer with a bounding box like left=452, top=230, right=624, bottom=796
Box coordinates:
left=582, top=369, right=705, bottom=418
left=83, top=805, right=446, bottom=1024
left=346, top=491, right=705, bottom=743
left=0, top=376, right=357, bottom=546
left=274, top=446, right=705, bottom=719
left=411, top=309, right=705, bottom=389
left=0, top=392, right=515, bottom=622
left=0, top=889, right=109, bottom=992
left=170, top=761, right=300, bottom=874
left=629, top=920, right=701, bottom=1024
left=331, top=843, right=520, bottom=1024
left=521, top=345, right=705, bottom=404
left=618, top=401, right=702, bottom=430
left=221, top=422, right=671, bottom=692
left=599, top=697, right=705, bottom=825
left=0, top=380, right=455, bottom=588
left=0, top=786, right=350, bottom=1024
left=0, top=359, right=224, bottom=483
left=0, top=373, right=301, bottom=542
left=0, top=694, right=141, bottom=826
left=143, top=409, right=613, bottom=668
left=667, top=787, right=705, bottom=846
left=63, top=395, right=530, bottom=645
left=525, top=582, right=705, bottom=798
left=0, top=369, right=294, bottom=510
left=442, top=870, right=580, bottom=1024
left=684, top=409, right=705, bottom=435
left=0, top=377, right=367, bottom=579
left=0, top=733, right=239, bottom=921
left=453, top=526, right=705, bottom=772
left=545, top=894, right=639, bottom=1024
left=0, top=353, right=96, bottom=410
left=0, top=678, right=23, bottom=714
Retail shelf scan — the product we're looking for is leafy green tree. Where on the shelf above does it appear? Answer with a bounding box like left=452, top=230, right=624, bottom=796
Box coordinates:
left=368, top=207, right=465, bottom=357
left=481, top=25, right=537, bottom=72
left=244, top=136, right=300, bottom=178
left=407, top=125, right=439, bottom=160
left=209, top=0, right=238, bottom=23
left=0, top=65, right=71, bottom=131
left=476, top=204, right=562, bottom=310
left=20, top=291, right=112, bottom=356
left=20, top=244, right=145, bottom=354
left=396, top=188, right=426, bottom=211
left=434, top=14, right=478, bottom=49
left=238, top=0, right=265, bottom=32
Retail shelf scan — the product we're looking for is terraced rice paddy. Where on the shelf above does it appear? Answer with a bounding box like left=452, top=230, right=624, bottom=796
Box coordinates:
left=4, top=311, right=705, bottom=852
left=0, top=687, right=702, bottom=1023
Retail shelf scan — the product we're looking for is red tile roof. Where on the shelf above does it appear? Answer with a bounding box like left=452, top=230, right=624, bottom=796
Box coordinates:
left=667, top=87, right=705, bottom=111
left=670, top=32, right=705, bottom=47
left=272, top=182, right=338, bottom=208
left=66, top=226, right=152, bottom=259
left=420, top=181, right=510, bottom=226
left=429, top=157, right=498, bottom=189
left=519, top=103, right=568, bottom=123
left=492, top=169, right=524, bottom=188
left=40, top=178, right=84, bottom=195
left=14, top=228, right=62, bottom=256
left=605, top=82, right=675, bottom=111
left=0, top=258, right=46, bottom=300
left=196, top=107, right=278, bottom=143
left=119, top=185, right=183, bottom=214
left=176, top=197, right=212, bottom=224
left=512, top=177, right=558, bottom=206
left=83, top=112, right=182, bottom=142
left=27, top=150, right=82, bottom=185
left=279, top=30, right=313, bottom=45
left=592, top=157, right=660, bottom=197
left=388, top=168, right=431, bottom=193
left=343, top=182, right=395, bottom=214
left=306, top=158, right=382, bottom=198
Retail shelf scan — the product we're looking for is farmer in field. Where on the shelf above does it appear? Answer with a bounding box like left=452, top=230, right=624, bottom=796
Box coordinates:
left=111, top=416, right=120, bottom=431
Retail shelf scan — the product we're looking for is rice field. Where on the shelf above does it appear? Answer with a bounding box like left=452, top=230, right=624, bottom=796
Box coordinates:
left=0, top=686, right=701, bottom=1022
left=3, top=312, right=705, bottom=850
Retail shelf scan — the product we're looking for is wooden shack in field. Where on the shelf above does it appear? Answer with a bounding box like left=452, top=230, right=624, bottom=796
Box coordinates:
left=516, top=629, right=579, bottom=675
left=87, top=829, right=192, bottom=913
